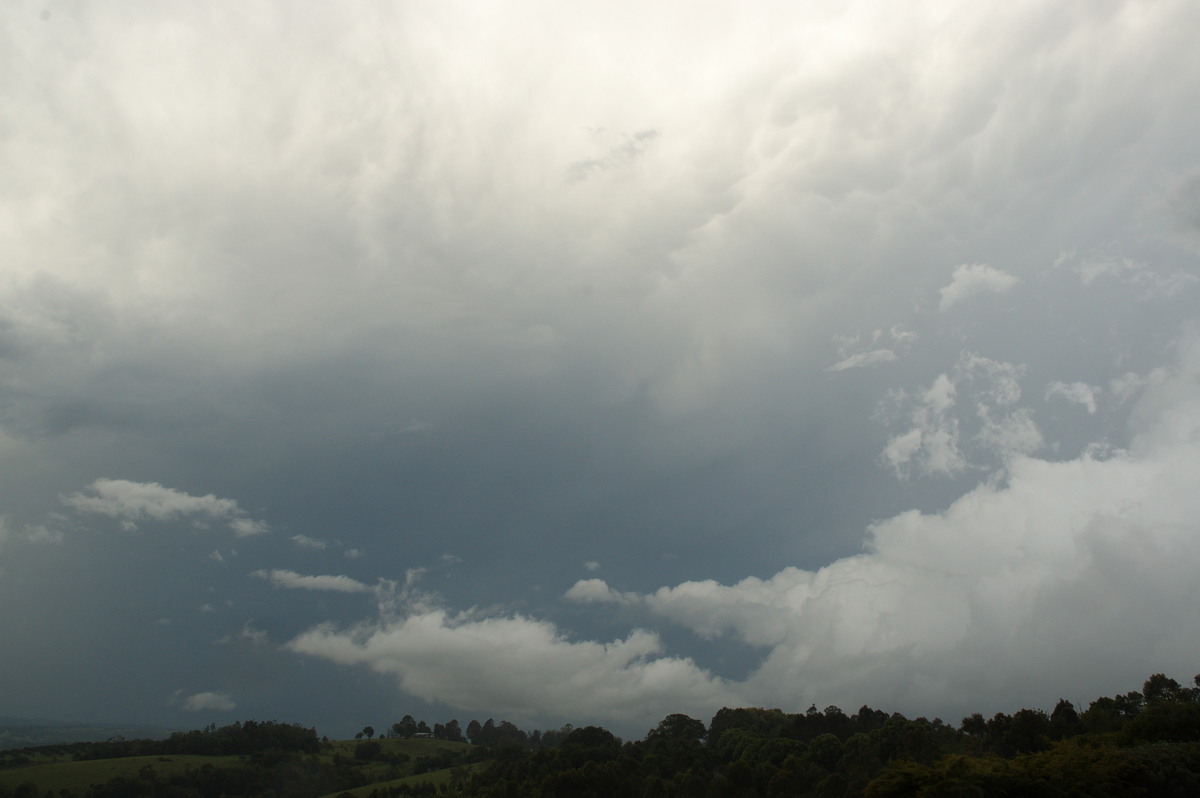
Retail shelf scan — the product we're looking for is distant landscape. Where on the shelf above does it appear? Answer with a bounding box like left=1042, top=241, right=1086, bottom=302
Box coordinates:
left=3, top=671, right=1198, bottom=797
left=0, top=719, right=176, bottom=750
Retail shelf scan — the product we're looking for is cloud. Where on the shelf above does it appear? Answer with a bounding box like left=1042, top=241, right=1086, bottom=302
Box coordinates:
left=249, top=566, right=369, bottom=590
left=218, top=622, right=269, bottom=647
left=181, top=691, right=236, bottom=712
left=292, top=534, right=328, bottom=550
left=939, top=264, right=1019, bottom=311
left=567, top=129, right=660, bottom=182
left=880, top=373, right=965, bottom=478
left=879, top=353, right=1041, bottom=478
left=828, top=349, right=898, bottom=372
left=1046, top=381, right=1099, bottom=414
left=1069, top=253, right=1197, bottom=298
left=63, top=479, right=268, bottom=536
left=286, top=608, right=737, bottom=727
left=251, top=569, right=372, bottom=594
left=828, top=326, right=916, bottom=372
left=564, top=578, right=638, bottom=606
left=596, top=327, right=1200, bottom=718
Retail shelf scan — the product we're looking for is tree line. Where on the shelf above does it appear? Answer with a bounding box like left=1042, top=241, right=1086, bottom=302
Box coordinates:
left=3, top=670, right=1200, bottom=796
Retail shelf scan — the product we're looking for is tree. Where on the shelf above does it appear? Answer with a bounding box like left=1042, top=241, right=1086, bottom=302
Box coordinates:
left=1049, top=699, right=1083, bottom=740
left=466, top=720, right=482, bottom=744
left=647, top=714, right=707, bottom=743
left=960, top=713, right=986, bottom=738
left=396, top=715, right=417, bottom=739
left=1144, top=674, right=1185, bottom=705
left=362, top=726, right=375, bottom=740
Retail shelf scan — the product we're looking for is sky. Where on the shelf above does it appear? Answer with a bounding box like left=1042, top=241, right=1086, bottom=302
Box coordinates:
left=3, top=0, right=1200, bottom=741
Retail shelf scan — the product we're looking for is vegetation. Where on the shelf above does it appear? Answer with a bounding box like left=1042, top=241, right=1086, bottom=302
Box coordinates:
left=3, top=672, right=1200, bottom=796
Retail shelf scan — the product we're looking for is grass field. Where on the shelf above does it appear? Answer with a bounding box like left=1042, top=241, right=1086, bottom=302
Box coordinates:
left=317, top=760, right=488, bottom=798
left=0, top=737, right=483, bottom=796
left=0, top=753, right=241, bottom=795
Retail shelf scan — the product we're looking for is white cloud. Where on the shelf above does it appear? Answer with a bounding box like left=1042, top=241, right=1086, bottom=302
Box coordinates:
left=1045, top=381, right=1099, bottom=414
left=181, top=691, right=236, bottom=712
left=880, top=353, right=1039, bottom=477
left=63, top=479, right=267, bottom=536
left=939, top=264, right=1020, bottom=311
left=564, top=578, right=638, bottom=606
left=584, top=560, right=601, bottom=571
left=252, top=568, right=372, bottom=594
left=880, top=374, right=965, bottom=478
left=827, top=349, right=898, bottom=372
left=287, top=608, right=737, bottom=727
left=828, top=326, right=917, bottom=372
left=292, top=534, right=328, bottom=550
left=1074, top=255, right=1197, bottom=298
left=975, top=405, right=1043, bottom=459
left=958, top=353, right=1024, bottom=407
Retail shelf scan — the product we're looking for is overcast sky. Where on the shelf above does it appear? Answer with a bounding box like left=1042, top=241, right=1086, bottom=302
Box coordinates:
left=3, top=0, right=1200, bottom=740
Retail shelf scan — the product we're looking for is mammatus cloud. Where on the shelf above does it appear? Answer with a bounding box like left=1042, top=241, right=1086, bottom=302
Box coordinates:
left=181, top=691, right=236, bottom=712
left=251, top=569, right=372, bottom=594
left=286, top=608, right=738, bottom=727
left=63, top=479, right=268, bottom=536
left=938, top=264, right=1019, bottom=311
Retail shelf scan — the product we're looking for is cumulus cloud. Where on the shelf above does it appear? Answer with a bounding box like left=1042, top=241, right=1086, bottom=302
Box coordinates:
left=564, top=578, right=639, bottom=606
left=251, top=569, right=372, bottom=594
left=595, top=328, right=1200, bottom=717
left=939, top=264, right=1020, bottom=311
left=287, top=608, right=737, bottom=727
left=63, top=479, right=268, bottom=536
left=291, top=534, right=328, bottom=550
left=181, top=691, right=236, bottom=712
left=296, top=323, right=1200, bottom=724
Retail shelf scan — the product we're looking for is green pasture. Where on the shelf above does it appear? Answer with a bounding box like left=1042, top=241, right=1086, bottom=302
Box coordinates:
left=0, top=753, right=240, bottom=794
left=318, top=760, right=486, bottom=798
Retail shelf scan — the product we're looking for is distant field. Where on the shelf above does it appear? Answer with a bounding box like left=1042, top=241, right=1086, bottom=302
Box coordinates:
left=0, top=737, right=481, bottom=796
left=0, top=754, right=240, bottom=794
left=0, top=718, right=175, bottom=749
left=318, top=759, right=487, bottom=798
